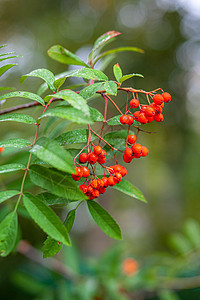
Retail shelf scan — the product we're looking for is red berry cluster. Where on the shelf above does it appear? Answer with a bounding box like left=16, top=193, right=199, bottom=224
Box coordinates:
left=71, top=89, right=171, bottom=201
left=123, top=134, right=149, bottom=163
left=120, top=92, right=171, bottom=125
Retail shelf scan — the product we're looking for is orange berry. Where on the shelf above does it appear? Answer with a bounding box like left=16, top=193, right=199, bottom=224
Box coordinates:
left=94, top=146, right=102, bottom=156
left=138, top=113, right=148, bottom=124
left=79, top=153, right=88, bottom=163
left=133, top=111, right=140, bottom=121
left=127, top=115, right=134, bottom=125
left=88, top=152, right=98, bottom=164
left=113, top=164, right=122, bottom=173
left=101, top=177, right=108, bottom=187
left=120, top=114, right=129, bottom=125
left=153, top=94, right=164, bottom=105
left=130, top=98, right=139, bottom=108
left=98, top=150, right=107, bottom=159
left=131, top=143, right=142, bottom=154
left=162, top=92, right=171, bottom=103
left=99, top=187, right=106, bottom=194
left=141, top=146, right=149, bottom=156
left=0, top=147, right=5, bottom=153
left=144, top=106, right=155, bottom=117
left=122, top=258, right=138, bottom=276
left=79, top=184, right=88, bottom=194
left=92, top=189, right=100, bottom=198
left=91, top=179, right=98, bottom=189
left=124, top=147, right=133, bottom=158
left=81, top=166, right=90, bottom=177
left=97, top=157, right=106, bottom=164
left=97, top=179, right=104, bottom=189
left=123, top=154, right=132, bottom=163
left=127, top=134, right=137, bottom=144
left=107, top=176, right=116, bottom=186
left=120, top=166, right=127, bottom=177
left=154, top=113, right=164, bottom=122
left=114, top=172, right=122, bottom=184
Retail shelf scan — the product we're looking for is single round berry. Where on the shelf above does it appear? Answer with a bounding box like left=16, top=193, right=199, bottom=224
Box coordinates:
left=120, top=166, right=127, bottom=177
left=154, top=113, right=164, bottom=122
left=124, top=147, right=133, bottom=158
left=123, top=154, right=132, bottom=163
left=88, top=152, right=98, bottom=164
left=98, top=150, right=107, bottom=159
left=94, top=146, right=102, bottom=156
left=141, top=146, right=149, bottom=157
left=99, top=187, right=106, bottom=194
left=138, top=113, right=148, bottom=124
left=133, top=111, right=140, bottom=121
left=97, top=157, right=106, bottom=164
left=127, top=134, right=137, bottom=144
left=120, top=114, right=129, bottom=125
left=140, top=105, right=148, bottom=113
left=107, top=176, right=116, bottom=186
left=0, top=147, right=5, bottom=153
left=130, top=98, right=140, bottom=108
left=131, top=143, right=142, bottom=154
left=72, top=174, right=81, bottom=181
left=81, top=166, right=90, bottom=177
left=97, top=179, right=104, bottom=189
left=146, top=116, right=154, bottom=123
left=91, top=179, right=98, bottom=189
left=102, top=177, right=108, bottom=187
left=79, top=184, right=88, bottom=194
left=113, top=164, right=122, bottom=173
left=144, top=106, right=155, bottom=117
left=153, top=94, right=164, bottom=105
left=127, top=115, right=134, bottom=126
left=87, top=185, right=93, bottom=194
left=114, top=172, right=122, bottom=184
left=92, top=189, right=100, bottom=198
left=79, top=153, right=88, bottom=163
left=162, top=92, right=171, bottom=103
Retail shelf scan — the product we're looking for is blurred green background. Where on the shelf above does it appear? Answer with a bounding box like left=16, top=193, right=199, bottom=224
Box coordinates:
left=0, top=0, right=200, bottom=299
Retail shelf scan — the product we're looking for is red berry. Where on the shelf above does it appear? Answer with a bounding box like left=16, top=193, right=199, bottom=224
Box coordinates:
left=144, top=106, right=155, bottom=117
left=131, top=143, right=142, bottom=154
left=114, top=172, right=122, bottom=184
left=141, top=146, right=149, bottom=157
left=153, top=94, right=164, bottom=105
left=97, top=157, right=106, bottom=164
left=154, top=113, right=164, bottom=122
left=88, top=152, right=98, bottom=164
left=81, top=166, right=90, bottom=177
left=101, top=177, right=108, bottom=187
left=99, top=187, right=106, bottom=194
left=79, top=153, right=88, bottom=163
left=94, top=146, right=102, bottom=156
left=138, top=113, right=148, bottom=124
left=97, top=179, right=104, bottom=189
left=150, top=103, right=162, bottom=114
left=72, top=174, right=81, bottom=181
left=127, top=115, right=134, bottom=126
left=0, top=147, right=5, bottom=153
left=72, top=167, right=82, bottom=181
left=133, top=111, right=140, bottom=121
left=134, top=152, right=142, bottom=158
left=120, top=114, right=129, bottom=125
left=91, top=179, right=98, bottom=189
left=140, top=105, right=148, bottom=113
left=113, top=164, right=122, bottom=173
left=92, top=189, right=99, bottom=198
left=79, top=184, right=88, bottom=194
left=130, top=98, right=140, bottom=108
left=107, top=176, right=116, bottom=186
left=124, top=147, right=133, bottom=158
left=98, top=150, right=107, bottom=159
left=162, top=92, right=171, bottom=103
left=120, top=166, right=127, bottom=177
left=87, top=185, right=93, bottom=194
left=123, top=154, right=132, bottom=163
left=146, top=116, right=154, bottom=123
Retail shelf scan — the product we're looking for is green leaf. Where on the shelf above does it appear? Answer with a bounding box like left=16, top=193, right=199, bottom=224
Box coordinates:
left=103, top=130, right=129, bottom=149
left=0, top=64, right=17, bottom=77
left=64, top=209, right=76, bottom=232
left=169, top=233, right=192, bottom=255
left=60, top=68, right=108, bottom=81
left=90, top=31, right=121, bottom=59
left=113, top=63, right=122, bottom=82
left=42, top=236, right=62, bottom=259
left=94, top=46, right=144, bottom=64
left=0, top=44, right=7, bottom=49
left=0, top=55, right=22, bottom=62
left=184, top=219, right=200, bottom=249
left=119, top=73, right=144, bottom=84
left=90, top=107, right=104, bottom=122
left=21, top=68, right=55, bottom=91
left=52, top=90, right=90, bottom=115
left=87, top=201, right=122, bottom=240
left=38, top=192, right=68, bottom=206
left=29, top=165, right=87, bottom=201
left=0, top=211, right=18, bottom=257
left=0, top=113, right=36, bottom=124
left=23, top=193, right=71, bottom=246
left=0, top=163, right=25, bottom=174
left=79, top=82, right=103, bottom=100
left=48, top=45, right=88, bottom=67
left=0, top=138, right=31, bottom=148
left=104, top=81, right=118, bottom=95
left=40, top=105, right=92, bottom=124
left=30, top=137, right=75, bottom=174
left=0, top=190, right=19, bottom=204
left=0, top=91, right=44, bottom=106
left=112, top=179, right=147, bottom=203
left=55, top=128, right=96, bottom=146
left=0, top=87, right=15, bottom=91
left=53, top=77, right=66, bottom=90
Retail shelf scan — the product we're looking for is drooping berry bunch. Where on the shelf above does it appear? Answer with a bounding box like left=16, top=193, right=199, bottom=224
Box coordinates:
left=71, top=88, right=172, bottom=200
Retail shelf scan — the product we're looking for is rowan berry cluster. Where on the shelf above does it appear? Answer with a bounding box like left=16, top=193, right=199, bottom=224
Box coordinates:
left=71, top=89, right=172, bottom=201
